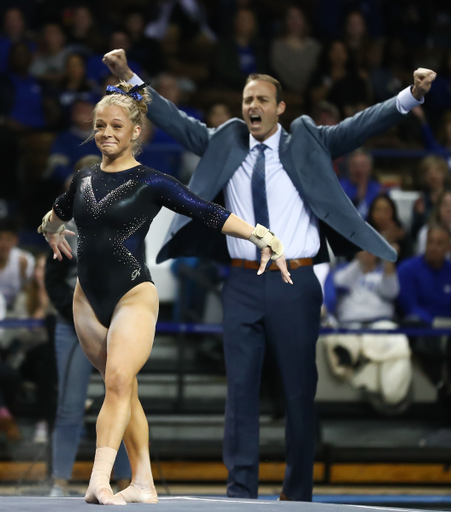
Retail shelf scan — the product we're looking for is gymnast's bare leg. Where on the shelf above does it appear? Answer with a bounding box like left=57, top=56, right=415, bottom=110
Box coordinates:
left=73, top=280, right=158, bottom=505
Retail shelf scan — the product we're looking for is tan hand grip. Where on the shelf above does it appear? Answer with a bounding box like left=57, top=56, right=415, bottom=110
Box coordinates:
left=37, top=210, right=65, bottom=235
left=249, top=224, right=284, bottom=261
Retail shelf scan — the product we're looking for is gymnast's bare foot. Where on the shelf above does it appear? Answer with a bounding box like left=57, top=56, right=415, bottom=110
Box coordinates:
left=85, top=484, right=127, bottom=505
left=117, top=482, right=158, bottom=503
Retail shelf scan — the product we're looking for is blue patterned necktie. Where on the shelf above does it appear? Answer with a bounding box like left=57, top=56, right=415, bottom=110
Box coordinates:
left=251, top=143, right=269, bottom=260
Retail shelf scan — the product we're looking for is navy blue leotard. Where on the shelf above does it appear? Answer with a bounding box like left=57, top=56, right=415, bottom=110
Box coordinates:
left=53, top=164, right=231, bottom=327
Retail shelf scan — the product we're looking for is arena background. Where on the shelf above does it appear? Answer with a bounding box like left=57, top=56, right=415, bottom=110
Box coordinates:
left=0, top=0, right=451, bottom=509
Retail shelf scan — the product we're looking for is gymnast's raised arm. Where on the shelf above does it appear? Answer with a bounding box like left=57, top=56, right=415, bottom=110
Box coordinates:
left=103, top=49, right=212, bottom=157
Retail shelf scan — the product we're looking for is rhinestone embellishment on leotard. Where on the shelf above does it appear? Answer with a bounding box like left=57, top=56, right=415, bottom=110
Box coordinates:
left=81, top=176, right=135, bottom=219
left=112, top=215, right=148, bottom=276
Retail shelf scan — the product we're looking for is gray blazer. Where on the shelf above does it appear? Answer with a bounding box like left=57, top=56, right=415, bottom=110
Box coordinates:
left=148, top=88, right=401, bottom=264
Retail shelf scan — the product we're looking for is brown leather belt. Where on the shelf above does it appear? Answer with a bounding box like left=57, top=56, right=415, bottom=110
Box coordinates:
left=231, top=258, right=313, bottom=271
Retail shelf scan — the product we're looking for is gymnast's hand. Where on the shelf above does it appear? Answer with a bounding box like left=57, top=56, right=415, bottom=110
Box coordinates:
left=103, top=49, right=134, bottom=81
left=258, top=247, right=293, bottom=284
left=46, top=230, right=75, bottom=261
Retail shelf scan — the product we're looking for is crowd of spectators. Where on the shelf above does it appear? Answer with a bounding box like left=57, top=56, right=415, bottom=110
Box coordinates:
left=0, top=2, right=449, bottom=226
left=1, top=0, right=451, bottom=437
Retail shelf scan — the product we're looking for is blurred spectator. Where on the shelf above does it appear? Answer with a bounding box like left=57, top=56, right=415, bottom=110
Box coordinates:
left=205, top=102, right=232, bottom=128
left=86, top=31, right=142, bottom=86
left=138, top=118, right=181, bottom=177
left=152, top=72, right=203, bottom=144
left=339, top=149, right=381, bottom=219
left=314, top=0, right=384, bottom=41
left=149, top=73, right=203, bottom=180
left=365, top=40, right=402, bottom=103
left=411, top=155, right=449, bottom=238
left=398, top=224, right=451, bottom=326
left=310, top=101, right=343, bottom=175
left=383, top=35, right=414, bottom=88
left=55, top=53, right=98, bottom=127
left=416, top=190, right=451, bottom=255
left=45, top=100, right=98, bottom=186
left=0, top=8, right=36, bottom=74
left=29, top=23, right=69, bottom=85
left=308, top=40, right=370, bottom=117
left=11, top=253, right=56, bottom=444
left=144, top=0, right=216, bottom=42
left=428, top=3, right=451, bottom=48
left=367, top=194, right=412, bottom=262
left=0, top=286, right=21, bottom=441
left=64, top=6, right=104, bottom=55
left=426, top=49, right=451, bottom=114
left=214, top=8, right=268, bottom=90
left=310, top=100, right=340, bottom=126
left=270, top=6, right=321, bottom=95
left=0, top=361, right=21, bottom=441
left=0, top=218, right=34, bottom=310
left=0, top=39, right=48, bottom=202
left=0, top=41, right=46, bottom=131
left=333, top=250, right=399, bottom=325
left=124, top=11, right=165, bottom=78
left=411, top=106, right=451, bottom=170
left=384, top=2, right=428, bottom=47
left=343, top=10, right=371, bottom=70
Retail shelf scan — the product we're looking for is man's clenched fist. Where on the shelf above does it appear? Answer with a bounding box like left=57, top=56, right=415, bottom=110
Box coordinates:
left=102, top=49, right=133, bottom=81
left=412, top=68, right=437, bottom=100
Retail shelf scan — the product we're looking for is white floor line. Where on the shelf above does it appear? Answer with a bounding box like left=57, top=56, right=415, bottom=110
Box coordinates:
left=160, top=496, right=274, bottom=505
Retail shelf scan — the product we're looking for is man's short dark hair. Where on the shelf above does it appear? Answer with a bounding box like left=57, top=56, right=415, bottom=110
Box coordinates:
left=245, top=74, right=283, bottom=104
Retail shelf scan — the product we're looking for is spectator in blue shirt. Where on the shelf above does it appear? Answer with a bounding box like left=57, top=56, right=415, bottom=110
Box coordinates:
left=0, top=41, right=46, bottom=200
left=214, top=8, right=268, bottom=90
left=0, top=41, right=45, bottom=130
left=45, top=100, right=98, bottom=186
left=339, top=149, right=381, bottom=219
left=410, top=155, right=449, bottom=239
left=54, top=53, right=98, bottom=129
left=0, top=8, right=36, bottom=74
left=124, top=11, right=165, bottom=79
left=137, top=119, right=180, bottom=177
left=86, top=31, right=142, bottom=86
left=150, top=72, right=203, bottom=145
left=64, top=6, right=104, bottom=56
left=411, top=105, right=451, bottom=170
left=398, top=224, right=451, bottom=326
left=424, top=49, right=451, bottom=114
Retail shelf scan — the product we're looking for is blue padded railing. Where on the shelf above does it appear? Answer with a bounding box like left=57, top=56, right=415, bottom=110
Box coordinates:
left=1, top=318, right=451, bottom=337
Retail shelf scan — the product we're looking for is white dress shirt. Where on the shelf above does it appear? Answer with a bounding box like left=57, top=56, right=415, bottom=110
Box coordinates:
left=127, top=75, right=423, bottom=260
left=225, top=125, right=320, bottom=259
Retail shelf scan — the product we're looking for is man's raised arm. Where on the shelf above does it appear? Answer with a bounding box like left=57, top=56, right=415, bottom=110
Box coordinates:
left=103, top=49, right=211, bottom=156
left=312, top=68, right=437, bottom=160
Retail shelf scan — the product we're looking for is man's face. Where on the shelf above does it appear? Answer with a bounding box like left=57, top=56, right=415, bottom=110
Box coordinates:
left=348, top=154, right=372, bottom=184
left=425, top=229, right=450, bottom=266
left=242, top=80, right=285, bottom=142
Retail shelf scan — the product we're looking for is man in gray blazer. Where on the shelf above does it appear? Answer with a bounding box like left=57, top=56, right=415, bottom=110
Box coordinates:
left=103, top=49, right=435, bottom=501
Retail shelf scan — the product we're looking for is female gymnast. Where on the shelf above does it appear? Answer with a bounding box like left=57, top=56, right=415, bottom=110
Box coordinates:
left=38, top=81, right=292, bottom=505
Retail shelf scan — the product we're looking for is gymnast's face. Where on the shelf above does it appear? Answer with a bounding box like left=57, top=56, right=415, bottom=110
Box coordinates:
left=94, top=104, right=140, bottom=159
left=242, top=80, right=285, bottom=142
